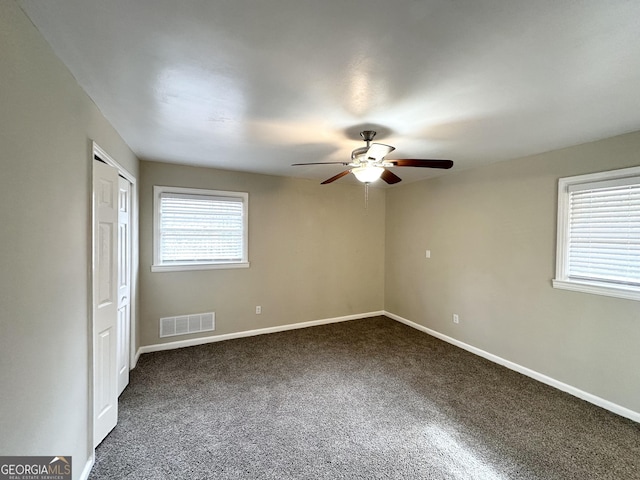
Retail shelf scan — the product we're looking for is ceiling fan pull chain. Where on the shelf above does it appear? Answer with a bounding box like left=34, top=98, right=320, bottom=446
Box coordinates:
left=364, top=182, right=369, bottom=209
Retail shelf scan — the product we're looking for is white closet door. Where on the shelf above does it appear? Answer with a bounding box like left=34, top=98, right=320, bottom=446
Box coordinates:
left=117, top=176, right=131, bottom=396
left=93, top=160, right=119, bottom=447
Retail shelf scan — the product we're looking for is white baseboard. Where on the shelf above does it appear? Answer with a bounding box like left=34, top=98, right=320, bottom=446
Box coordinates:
left=385, top=311, right=640, bottom=424
left=136, top=311, right=385, bottom=357
left=132, top=309, right=638, bottom=423
left=79, top=453, right=94, bottom=480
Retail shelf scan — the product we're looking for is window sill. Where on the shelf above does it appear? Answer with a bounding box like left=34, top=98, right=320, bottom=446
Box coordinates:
left=552, top=279, right=640, bottom=302
left=152, top=262, right=250, bottom=273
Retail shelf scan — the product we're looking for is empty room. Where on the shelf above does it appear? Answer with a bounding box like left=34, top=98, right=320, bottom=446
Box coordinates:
left=1, top=1, right=639, bottom=479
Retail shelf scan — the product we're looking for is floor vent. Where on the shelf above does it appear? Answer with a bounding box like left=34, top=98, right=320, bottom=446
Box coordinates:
left=160, top=312, right=215, bottom=338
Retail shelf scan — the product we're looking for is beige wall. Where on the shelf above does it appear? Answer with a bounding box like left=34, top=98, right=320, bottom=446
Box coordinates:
left=385, top=131, right=640, bottom=413
left=0, top=0, right=138, bottom=476
left=139, top=161, right=385, bottom=346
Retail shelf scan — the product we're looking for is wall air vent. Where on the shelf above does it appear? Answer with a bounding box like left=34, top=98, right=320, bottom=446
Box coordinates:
left=160, top=312, right=215, bottom=338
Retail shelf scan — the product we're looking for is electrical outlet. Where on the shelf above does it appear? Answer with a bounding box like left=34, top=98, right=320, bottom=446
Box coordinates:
left=425, top=250, right=431, bottom=258
left=255, top=306, right=262, bottom=314
left=453, top=314, right=459, bottom=324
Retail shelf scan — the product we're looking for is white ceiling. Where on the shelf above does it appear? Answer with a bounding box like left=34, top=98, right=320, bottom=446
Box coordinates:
left=17, top=0, right=640, bottom=185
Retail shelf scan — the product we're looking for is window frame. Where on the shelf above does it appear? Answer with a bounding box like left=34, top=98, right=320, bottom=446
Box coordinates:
left=152, top=185, right=249, bottom=272
left=553, top=165, right=640, bottom=301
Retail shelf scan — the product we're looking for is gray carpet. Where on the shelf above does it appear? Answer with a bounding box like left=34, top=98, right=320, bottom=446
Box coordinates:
left=89, top=316, right=639, bottom=479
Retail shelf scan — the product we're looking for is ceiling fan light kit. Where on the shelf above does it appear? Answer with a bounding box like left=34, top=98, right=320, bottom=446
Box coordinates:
left=292, top=130, right=453, bottom=185
left=352, top=165, right=384, bottom=183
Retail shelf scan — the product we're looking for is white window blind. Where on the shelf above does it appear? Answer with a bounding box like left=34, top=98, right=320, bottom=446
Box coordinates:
left=153, top=186, right=248, bottom=271
left=567, top=180, right=640, bottom=287
left=554, top=166, right=640, bottom=301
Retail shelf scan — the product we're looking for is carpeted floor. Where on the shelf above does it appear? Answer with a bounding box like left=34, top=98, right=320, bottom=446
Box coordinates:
left=89, top=316, right=639, bottom=479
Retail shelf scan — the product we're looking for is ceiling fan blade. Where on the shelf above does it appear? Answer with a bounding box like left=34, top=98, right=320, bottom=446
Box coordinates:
left=388, top=159, right=454, bottom=169
left=366, top=143, right=395, bottom=160
left=292, top=161, right=349, bottom=166
left=321, top=170, right=351, bottom=184
left=381, top=168, right=402, bottom=184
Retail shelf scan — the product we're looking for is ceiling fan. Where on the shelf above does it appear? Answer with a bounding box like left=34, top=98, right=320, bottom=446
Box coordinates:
left=292, top=130, right=453, bottom=184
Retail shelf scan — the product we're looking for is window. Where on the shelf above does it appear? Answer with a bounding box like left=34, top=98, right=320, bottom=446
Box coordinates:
left=152, top=186, right=249, bottom=272
left=553, top=165, right=640, bottom=301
